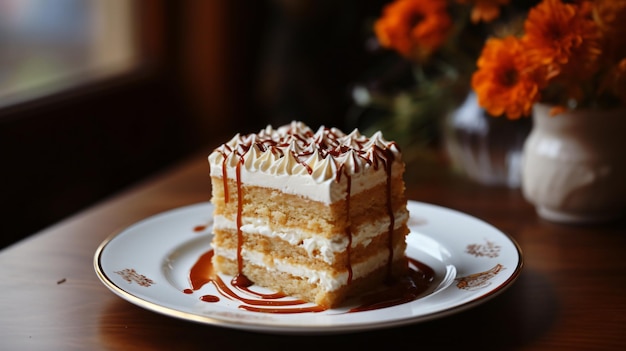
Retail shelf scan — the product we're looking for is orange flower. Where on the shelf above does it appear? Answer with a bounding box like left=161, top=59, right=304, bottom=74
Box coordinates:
left=592, top=0, right=626, bottom=35
left=471, top=36, right=543, bottom=119
left=456, top=0, right=510, bottom=23
left=592, top=0, right=626, bottom=59
left=523, top=0, right=602, bottom=82
left=604, top=58, right=626, bottom=101
left=374, top=0, right=452, bottom=62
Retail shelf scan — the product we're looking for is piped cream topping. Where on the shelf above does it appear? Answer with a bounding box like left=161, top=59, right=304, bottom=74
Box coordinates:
left=208, top=121, right=403, bottom=203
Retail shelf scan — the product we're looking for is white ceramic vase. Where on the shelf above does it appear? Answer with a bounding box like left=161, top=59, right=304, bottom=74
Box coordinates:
left=521, top=103, right=626, bottom=223
left=444, top=91, right=531, bottom=188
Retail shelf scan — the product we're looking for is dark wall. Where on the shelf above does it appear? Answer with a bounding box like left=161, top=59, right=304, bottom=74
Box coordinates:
left=0, top=0, right=392, bottom=249
left=0, top=73, right=192, bottom=248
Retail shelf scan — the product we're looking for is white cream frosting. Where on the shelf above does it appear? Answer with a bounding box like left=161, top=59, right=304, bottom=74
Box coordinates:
left=212, top=242, right=407, bottom=292
left=213, top=209, right=409, bottom=264
left=208, top=121, right=403, bottom=204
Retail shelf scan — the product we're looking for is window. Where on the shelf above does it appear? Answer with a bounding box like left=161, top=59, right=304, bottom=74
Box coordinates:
left=0, top=0, right=138, bottom=108
left=0, top=0, right=174, bottom=249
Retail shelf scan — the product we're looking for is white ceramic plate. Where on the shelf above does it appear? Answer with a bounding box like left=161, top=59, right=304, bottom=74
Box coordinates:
left=94, top=200, right=522, bottom=334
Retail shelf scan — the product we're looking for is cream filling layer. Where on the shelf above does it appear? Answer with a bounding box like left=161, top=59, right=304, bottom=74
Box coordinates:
left=212, top=209, right=409, bottom=264
left=211, top=242, right=407, bottom=292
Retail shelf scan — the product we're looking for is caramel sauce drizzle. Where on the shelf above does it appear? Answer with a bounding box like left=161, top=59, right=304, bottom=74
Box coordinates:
left=186, top=250, right=327, bottom=313
left=348, top=258, right=434, bottom=313
left=383, top=147, right=396, bottom=280
left=184, top=249, right=434, bottom=314
left=218, top=145, right=232, bottom=203
left=345, top=173, right=353, bottom=284
left=193, top=225, right=207, bottom=232
left=235, top=154, right=246, bottom=282
left=210, top=124, right=409, bottom=313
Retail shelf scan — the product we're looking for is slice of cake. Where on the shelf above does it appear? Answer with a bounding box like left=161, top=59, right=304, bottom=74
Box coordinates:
left=207, top=121, right=410, bottom=309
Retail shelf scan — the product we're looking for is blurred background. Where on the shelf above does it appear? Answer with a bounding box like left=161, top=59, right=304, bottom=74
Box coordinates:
left=0, top=0, right=392, bottom=248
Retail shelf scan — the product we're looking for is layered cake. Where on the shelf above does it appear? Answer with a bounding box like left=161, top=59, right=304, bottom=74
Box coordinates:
left=208, top=121, right=410, bottom=308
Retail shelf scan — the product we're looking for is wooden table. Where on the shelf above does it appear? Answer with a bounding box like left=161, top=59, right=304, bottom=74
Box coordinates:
left=2, top=148, right=625, bottom=351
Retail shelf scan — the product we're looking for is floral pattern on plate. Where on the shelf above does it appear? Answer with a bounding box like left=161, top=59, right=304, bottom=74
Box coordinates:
left=94, top=200, right=522, bottom=334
